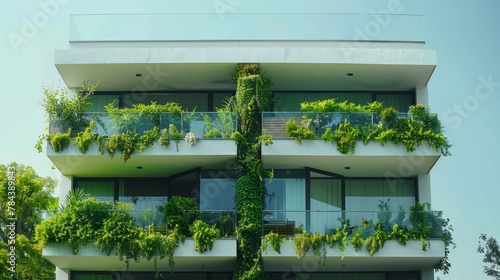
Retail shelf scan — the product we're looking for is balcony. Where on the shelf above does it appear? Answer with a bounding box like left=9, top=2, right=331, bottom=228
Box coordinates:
left=262, top=112, right=442, bottom=177
left=42, top=210, right=237, bottom=272
left=261, top=210, right=445, bottom=272
left=46, top=112, right=237, bottom=177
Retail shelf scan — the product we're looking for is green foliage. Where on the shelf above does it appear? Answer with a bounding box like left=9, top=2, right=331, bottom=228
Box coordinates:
left=158, top=128, right=171, bottom=148
left=477, top=233, right=498, bottom=279
left=433, top=218, right=455, bottom=274
left=41, top=83, right=97, bottom=136
left=105, top=131, right=139, bottom=162
left=119, top=131, right=139, bottom=162
left=190, top=220, right=220, bottom=253
left=260, top=205, right=454, bottom=274
left=48, top=128, right=71, bottom=152
left=285, top=100, right=451, bottom=156
left=322, top=122, right=360, bottom=154
left=233, top=63, right=261, bottom=83
left=169, top=124, right=184, bottom=151
left=203, top=110, right=236, bottom=138
left=138, top=126, right=160, bottom=152
left=381, top=107, right=398, bottom=128
left=96, top=134, right=106, bottom=154
left=293, top=230, right=311, bottom=259
left=105, top=101, right=182, bottom=132
left=0, top=163, right=57, bottom=279
left=141, top=225, right=166, bottom=278
left=45, top=100, right=190, bottom=160
left=164, top=226, right=185, bottom=273
left=285, top=118, right=317, bottom=143
left=262, top=231, right=286, bottom=254
left=37, top=197, right=114, bottom=254
left=106, top=135, right=120, bottom=158
left=141, top=225, right=184, bottom=277
left=365, top=220, right=389, bottom=256
left=233, top=64, right=272, bottom=280
left=159, top=196, right=197, bottom=236
left=215, top=213, right=235, bottom=238
left=300, top=99, right=384, bottom=113
left=2, top=235, right=55, bottom=280
left=36, top=196, right=191, bottom=277
left=310, top=232, right=327, bottom=266
left=95, top=202, right=142, bottom=261
left=350, top=228, right=364, bottom=251
left=75, top=120, right=95, bottom=154
left=325, top=225, right=349, bottom=258
left=391, top=224, right=409, bottom=246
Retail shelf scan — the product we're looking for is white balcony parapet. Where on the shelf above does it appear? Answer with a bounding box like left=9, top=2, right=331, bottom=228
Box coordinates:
left=43, top=239, right=237, bottom=272
left=262, top=240, right=444, bottom=272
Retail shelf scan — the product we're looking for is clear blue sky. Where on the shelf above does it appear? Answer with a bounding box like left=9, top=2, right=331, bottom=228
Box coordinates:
left=1, top=1, right=499, bottom=279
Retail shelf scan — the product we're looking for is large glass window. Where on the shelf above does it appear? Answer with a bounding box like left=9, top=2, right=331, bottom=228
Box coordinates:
left=374, top=93, right=414, bottom=112
left=118, top=178, right=167, bottom=212
left=345, top=178, right=416, bottom=230
left=75, top=180, right=115, bottom=202
left=200, top=178, right=235, bottom=210
left=345, top=179, right=416, bottom=212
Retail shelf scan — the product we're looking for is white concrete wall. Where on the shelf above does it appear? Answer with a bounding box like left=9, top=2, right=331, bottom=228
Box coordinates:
left=58, top=174, right=72, bottom=208
left=421, top=268, right=435, bottom=280
left=418, top=173, right=432, bottom=204
left=416, top=86, right=430, bottom=107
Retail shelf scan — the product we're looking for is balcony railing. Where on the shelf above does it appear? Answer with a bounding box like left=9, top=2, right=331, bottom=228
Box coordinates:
left=49, top=112, right=237, bottom=139
left=262, top=111, right=430, bottom=138
left=69, top=13, right=425, bottom=42
left=131, top=209, right=237, bottom=236
left=44, top=209, right=237, bottom=236
left=262, top=210, right=443, bottom=238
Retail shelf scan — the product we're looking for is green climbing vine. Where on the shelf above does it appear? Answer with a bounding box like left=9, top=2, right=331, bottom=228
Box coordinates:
left=233, top=64, right=273, bottom=280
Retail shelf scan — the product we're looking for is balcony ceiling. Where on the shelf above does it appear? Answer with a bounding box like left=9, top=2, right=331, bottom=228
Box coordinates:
left=55, top=47, right=436, bottom=92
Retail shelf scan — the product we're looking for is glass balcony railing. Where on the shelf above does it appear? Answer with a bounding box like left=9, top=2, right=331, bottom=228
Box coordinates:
left=262, top=111, right=416, bottom=138
left=262, top=210, right=443, bottom=238
left=48, top=112, right=237, bottom=139
left=131, top=209, right=237, bottom=237
left=69, top=13, right=425, bottom=42
left=44, top=209, right=237, bottom=237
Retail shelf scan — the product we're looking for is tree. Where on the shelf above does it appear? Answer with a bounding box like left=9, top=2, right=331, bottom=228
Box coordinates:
left=477, top=233, right=500, bottom=279
left=0, top=162, right=57, bottom=279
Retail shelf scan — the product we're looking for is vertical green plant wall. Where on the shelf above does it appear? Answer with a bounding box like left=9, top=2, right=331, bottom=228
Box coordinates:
left=233, top=64, right=273, bottom=280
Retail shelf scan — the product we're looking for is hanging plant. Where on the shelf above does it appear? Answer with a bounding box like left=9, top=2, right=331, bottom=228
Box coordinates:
left=262, top=232, right=286, bottom=254
left=189, top=220, right=220, bottom=253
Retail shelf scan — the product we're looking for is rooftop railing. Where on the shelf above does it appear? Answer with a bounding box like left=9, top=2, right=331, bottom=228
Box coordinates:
left=69, top=13, right=424, bottom=42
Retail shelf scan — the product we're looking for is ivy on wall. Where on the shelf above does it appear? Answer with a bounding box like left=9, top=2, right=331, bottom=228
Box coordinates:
left=233, top=64, right=273, bottom=280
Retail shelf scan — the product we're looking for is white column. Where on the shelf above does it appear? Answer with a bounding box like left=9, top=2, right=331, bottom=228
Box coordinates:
left=58, top=174, right=73, bottom=207
left=418, top=174, right=431, bottom=204
left=421, top=268, right=434, bottom=280
left=416, top=87, right=429, bottom=107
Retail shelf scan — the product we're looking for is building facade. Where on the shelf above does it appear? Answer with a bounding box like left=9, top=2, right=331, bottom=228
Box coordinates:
left=42, top=5, right=448, bottom=280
